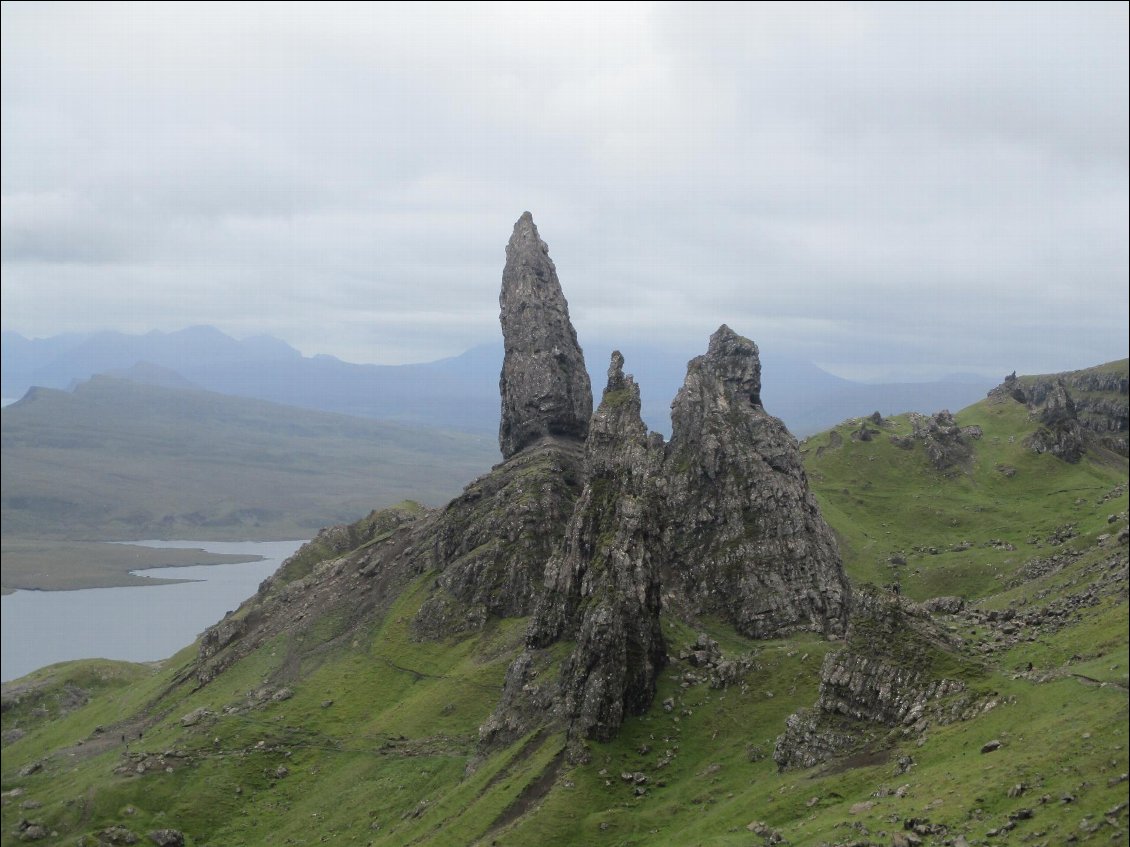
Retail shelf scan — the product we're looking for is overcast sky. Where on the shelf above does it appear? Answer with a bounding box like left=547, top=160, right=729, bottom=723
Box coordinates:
left=2, top=2, right=1127, bottom=380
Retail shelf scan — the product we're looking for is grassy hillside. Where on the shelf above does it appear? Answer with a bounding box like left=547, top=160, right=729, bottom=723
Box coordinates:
left=802, top=380, right=1127, bottom=602
left=1, top=375, right=499, bottom=543
left=1, top=365, right=1126, bottom=846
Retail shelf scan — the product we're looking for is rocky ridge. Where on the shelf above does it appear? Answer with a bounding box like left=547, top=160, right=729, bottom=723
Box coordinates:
left=190, top=212, right=851, bottom=760
left=662, top=325, right=851, bottom=638
left=992, top=365, right=1129, bottom=459
left=480, top=352, right=667, bottom=758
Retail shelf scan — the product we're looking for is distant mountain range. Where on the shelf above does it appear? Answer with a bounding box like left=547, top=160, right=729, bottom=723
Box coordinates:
left=1, top=327, right=996, bottom=437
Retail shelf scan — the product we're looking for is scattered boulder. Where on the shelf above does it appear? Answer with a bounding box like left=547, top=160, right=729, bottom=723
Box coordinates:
left=147, top=830, right=185, bottom=847
left=97, top=826, right=139, bottom=845
left=919, top=596, right=965, bottom=614
left=15, top=821, right=48, bottom=841
left=179, top=708, right=213, bottom=727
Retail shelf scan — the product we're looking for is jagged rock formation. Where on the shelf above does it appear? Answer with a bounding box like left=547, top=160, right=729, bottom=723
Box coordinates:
left=1024, top=380, right=1086, bottom=462
left=190, top=214, right=852, bottom=766
left=661, top=325, right=851, bottom=639
left=498, top=211, right=593, bottom=459
left=893, top=410, right=983, bottom=471
left=774, top=586, right=986, bottom=770
left=416, top=213, right=595, bottom=632
left=413, top=440, right=585, bottom=636
left=991, top=364, right=1129, bottom=458
left=481, top=353, right=666, bottom=759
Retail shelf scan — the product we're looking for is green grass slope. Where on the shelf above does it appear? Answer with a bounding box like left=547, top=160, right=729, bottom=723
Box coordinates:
left=1, top=364, right=1126, bottom=846
left=802, top=374, right=1127, bottom=602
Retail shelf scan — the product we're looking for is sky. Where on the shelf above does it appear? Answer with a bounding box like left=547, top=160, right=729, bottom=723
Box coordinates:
left=2, top=2, right=1127, bottom=381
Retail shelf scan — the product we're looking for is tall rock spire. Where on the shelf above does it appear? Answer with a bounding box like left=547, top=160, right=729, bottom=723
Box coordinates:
left=498, top=212, right=592, bottom=459
left=481, top=351, right=666, bottom=761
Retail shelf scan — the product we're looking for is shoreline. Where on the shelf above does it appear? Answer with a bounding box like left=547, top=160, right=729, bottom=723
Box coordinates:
left=0, top=537, right=298, bottom=593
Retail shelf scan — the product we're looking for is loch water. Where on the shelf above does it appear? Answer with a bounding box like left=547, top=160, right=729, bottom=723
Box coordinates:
left=1, top=539, right=304, bottom=682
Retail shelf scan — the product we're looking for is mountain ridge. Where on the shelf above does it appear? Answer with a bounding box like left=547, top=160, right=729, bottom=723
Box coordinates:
left=2, top=329, right=1001, bottom=437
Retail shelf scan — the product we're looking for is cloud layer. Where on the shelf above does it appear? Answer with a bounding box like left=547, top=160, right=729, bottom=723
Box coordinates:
left=3, top=2, right=1127, bottom=378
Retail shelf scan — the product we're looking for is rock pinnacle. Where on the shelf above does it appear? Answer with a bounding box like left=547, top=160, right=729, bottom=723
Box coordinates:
left=498, top=212, right=592, bottom=459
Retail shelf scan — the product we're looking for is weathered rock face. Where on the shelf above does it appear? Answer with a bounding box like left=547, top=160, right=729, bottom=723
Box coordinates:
left=991, top=363, right=1129, bottom=457
left=907, top=410, right=982, bottom=471
left=774, top=586, right=985, bottom=771
left=1024, top=380, right=1086, bottom=462
left=498, top=212, right=593, bottom=459
left=661, top=325, right=850, bottom=639
left=413, top=439, right=585, bottom=637
left=482, top=353, right=666, bottom=759
left=416, top=212, right=598, bottom=632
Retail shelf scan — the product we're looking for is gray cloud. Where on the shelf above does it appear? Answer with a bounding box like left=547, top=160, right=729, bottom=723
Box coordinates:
left=2, top=2, right=1126, bottom=379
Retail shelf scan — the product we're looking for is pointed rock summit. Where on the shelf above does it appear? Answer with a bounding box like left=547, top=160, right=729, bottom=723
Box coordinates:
left=663, top=324, right=851, bottom=638
left=499, top=212, right=593, bottom=459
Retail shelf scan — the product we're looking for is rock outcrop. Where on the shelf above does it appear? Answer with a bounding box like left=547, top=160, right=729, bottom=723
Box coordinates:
left=481, top=353, right=666, bottom=759
left=1024, top=380, right=1086, bottom=462
left=190, top=215, right=854, bottom=766
left=498, top=211, right=593, bottom=459
left=906, top=410, right=983, bottom=471
left=774, top=586, right=986, bottom=771
left=416, top=213, right=595, bottom=631
left=413, top=439, right=585, bottom=635
left=661, top=325, right=851, bottom=639
left=991, top=363, right=1129, bottom=458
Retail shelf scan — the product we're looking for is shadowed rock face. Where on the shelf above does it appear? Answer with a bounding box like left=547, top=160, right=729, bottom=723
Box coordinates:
left=480, top=352, right=666, bottom=760
left=498, top=212, right=592, bottom=459
left=663, top=325, right=851, bottom=639
left=412, top=437, right=585, bottom=635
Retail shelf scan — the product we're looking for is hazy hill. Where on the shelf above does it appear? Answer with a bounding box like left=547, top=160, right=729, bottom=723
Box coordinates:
left=1, top=328, right=501, bottom=433
left=0, top=375, right=499, bottom=542
left=2, top=328, right=994, bottom=436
